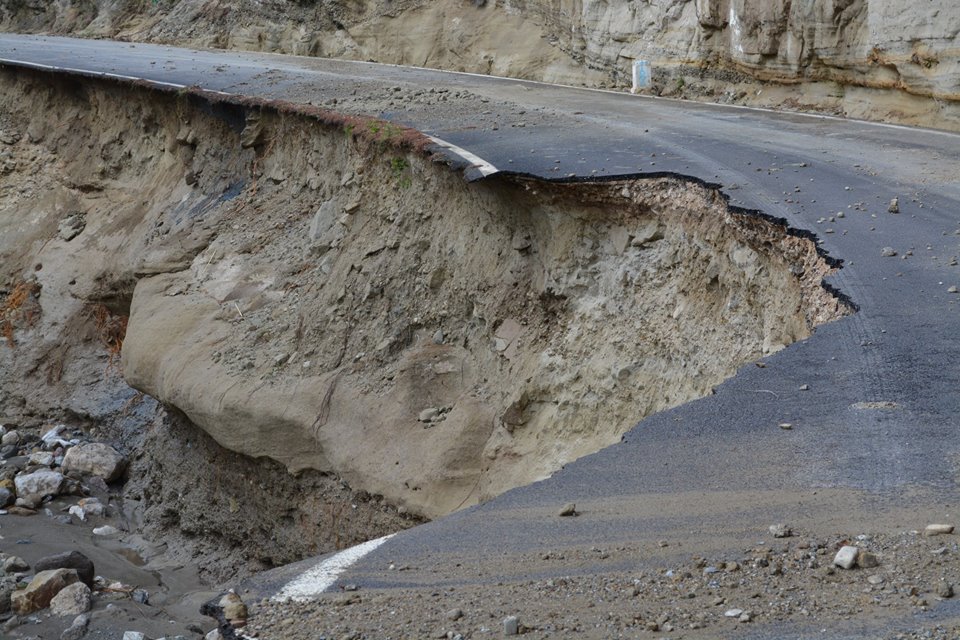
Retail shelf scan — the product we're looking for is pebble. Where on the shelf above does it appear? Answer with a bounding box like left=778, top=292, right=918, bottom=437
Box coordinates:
left=937, top=582, right=954, bottom=598
left=122, top=633, right=146, bottom=640
left=881, top=247, right=898, bottom=257
left=950, top=287, right=959, bottom=294
left=3, top=556, right=29, bottom=573
left=418, top=408, right=440, bottom=423
left=833, top=546, right=859, bottom=569
left=432, top=329, right=445, bottom=345
left=857, top=551, right=879, bottom=568
left=888, top=197, right=900, bottom=213
left=924, top=524, right=954, bottom=536
left=769, top=524, right=792, bottom=538
left=446, top=608, right=463, bottom=621
left=60, top=614, right=90, bottom=640
left=867, top=574, right=885, bottom=585
left=558, top=503, right=577, bottom=517
left=503, top=616, right=520, bottom=636
left=724, top=608, right=743, bottom=618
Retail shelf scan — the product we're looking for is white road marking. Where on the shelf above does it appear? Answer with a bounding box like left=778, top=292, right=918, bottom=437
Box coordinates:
left=426, top=135, right=499, bottom=178
left=273, top=533, right=396, bottom=602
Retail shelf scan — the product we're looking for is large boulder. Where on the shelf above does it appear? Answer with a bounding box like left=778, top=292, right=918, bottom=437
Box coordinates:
left=13, top=470, right=64, bottom=507
left=35, top=551, right=95, bottom=588
left=10, top=568, right=79, bottom=614
left=61, top=443, right=126, bottom=482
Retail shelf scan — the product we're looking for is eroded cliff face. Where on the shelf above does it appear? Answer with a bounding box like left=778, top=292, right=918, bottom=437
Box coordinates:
left=2, top=0, right=958, bottom=128
left=0, top=67, right=848, bottom=521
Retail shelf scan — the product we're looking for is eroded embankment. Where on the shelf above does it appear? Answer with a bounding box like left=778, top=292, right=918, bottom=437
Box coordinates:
left=0, top=66, right=848, bottom=542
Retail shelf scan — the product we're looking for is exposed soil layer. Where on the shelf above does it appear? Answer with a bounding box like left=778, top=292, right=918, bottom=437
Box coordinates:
left=1, top=0, right=958, bottom=130
left=0, top=66, right=848, bottom=533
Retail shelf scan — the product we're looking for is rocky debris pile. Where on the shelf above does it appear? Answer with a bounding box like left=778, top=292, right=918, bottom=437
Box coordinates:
left=0, top=421, right=125, bottom=516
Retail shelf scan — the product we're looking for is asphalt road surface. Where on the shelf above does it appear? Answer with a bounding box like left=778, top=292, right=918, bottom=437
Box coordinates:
left=2, top=34, right=960, bottom=639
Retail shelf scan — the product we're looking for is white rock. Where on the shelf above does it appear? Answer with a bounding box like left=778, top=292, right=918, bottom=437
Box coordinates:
left=724, top=608, right=743, bottom=618
left=418, top=408, right=440, bottom=423
left=92, top=525, right=120, bottom=536
left=924, top=524, right=954, bottom=536
left=62, top=443, right=126, bottom=482
left=122, top=633, right=146, bottom=640
left=503, top=615, right=520, bottom=636
left=833, top=545, right=859, bottom=569
left=78, top=497, right=105, bottom=517
left=68, top=505, right=86, bottom=522
left=14, top=470, right=65, bottom=507
left=27, top=451, right=55, bottom=467
left=50, top=582, right=92, bottom=616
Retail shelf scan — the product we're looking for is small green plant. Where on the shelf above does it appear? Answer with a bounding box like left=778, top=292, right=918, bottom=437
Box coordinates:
left=390, top=156, right=411, bottom=189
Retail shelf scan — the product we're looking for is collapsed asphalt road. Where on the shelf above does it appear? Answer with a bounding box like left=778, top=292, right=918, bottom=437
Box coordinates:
left=2, top=34, right=960, bottom=639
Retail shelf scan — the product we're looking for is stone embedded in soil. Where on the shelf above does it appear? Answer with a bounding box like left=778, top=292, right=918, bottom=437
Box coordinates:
left=50, top=582, right=92, bottom=616
left=11, top=568, right=79, bottom=614
left=27, top=451, right=54, bottom=467
left=418, top=408, right=440, bottom=423
left=61, top=443, right=126, bottom=482
left=881, top=246, right=898, bottom=257
left=3, top=556, right=29, bottom=573
left=503, top=615, right=520, bottom=636
left=857, top=551, right=880, bottom=568
left=14, top=470, right=65, bottom=508
left=833, top=546, right=859, bottom=569
left=769, top=523, right=792, bottom=538
left=122, top=632, right=147, bottom=640
left=558, top=503, right=577, bottom=517
left=937, top=582, right=955, bottom=598
left=60, top=614, right=90, bottom=640
left=1, top=431, right=19, bottom=446
left=924, top=524, right=954, bottom=536
left=220, top=591, right=248, bottom=626
left=92, top=525, right=120, bottom=536
left=35, top=551, right=95, bottom=587
left=888, top=197, right=900, bottom=213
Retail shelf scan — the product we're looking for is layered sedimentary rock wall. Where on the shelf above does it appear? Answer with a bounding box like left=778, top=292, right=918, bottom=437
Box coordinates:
left=2, top=1, right=958, bottom=128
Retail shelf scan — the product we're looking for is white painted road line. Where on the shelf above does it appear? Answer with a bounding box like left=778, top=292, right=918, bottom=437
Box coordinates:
left=273, top=533, right=396, bottom=602
left=426, top=135, right=499, bottom=178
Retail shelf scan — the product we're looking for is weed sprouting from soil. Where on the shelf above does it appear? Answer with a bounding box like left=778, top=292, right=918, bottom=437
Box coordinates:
left=0, top=280, right=41, bottom=347
left=91, top=303, right=128, bottom=374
